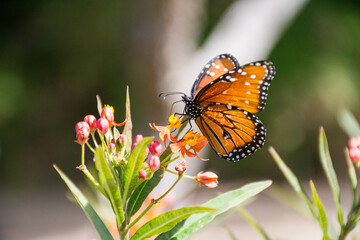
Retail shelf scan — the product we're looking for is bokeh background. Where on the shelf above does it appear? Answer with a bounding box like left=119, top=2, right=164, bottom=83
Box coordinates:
left=1, top=0, right=360, bottom=239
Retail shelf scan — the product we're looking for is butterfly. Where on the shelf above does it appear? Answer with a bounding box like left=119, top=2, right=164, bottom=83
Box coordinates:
left=181, top=53, right=275, bottom=162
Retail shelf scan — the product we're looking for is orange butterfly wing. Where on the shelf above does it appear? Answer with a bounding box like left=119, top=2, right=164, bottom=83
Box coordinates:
left=194, top=61, right=275, bottom=113
left=188, top=56, right=275, bottom=161
left=195, top=103, right=266, bottom=161
left=191, top=54, right=239, bottom=98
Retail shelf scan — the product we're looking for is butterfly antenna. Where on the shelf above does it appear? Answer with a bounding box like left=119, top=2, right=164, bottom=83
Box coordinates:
left=170, top=100, right=184, bottom=114
left=159, top=92, right=185, bottom=100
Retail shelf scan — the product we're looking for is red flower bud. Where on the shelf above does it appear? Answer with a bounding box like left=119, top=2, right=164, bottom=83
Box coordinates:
left=119, top=134, right=127, bottom=144
left=132, top=134, right=144, bottom=149
left=84, top=115, right=97, bottom=132
left=75, top=121, right=90, bottom=144
left=108, top=139, right=116, bottom=150
left=149, top=156, right=161, bottom=171
left=75, top=121, right=90, bottom=133
left=97, top=118, right=109, bottom=135
left=101, top=105, right=115, bottom=126
left=139, top=170, right=148, bottom=180
left=196, top=171, right=218, bottom=188
left=149, top=141, right=163, bottom=156
left=145, top=147, right=149, bottom=158
left=175, top=160, right=187, bottom=173
left=349, top=136, right=360, bottom=163
left=134, top=134, right=143, bottom=144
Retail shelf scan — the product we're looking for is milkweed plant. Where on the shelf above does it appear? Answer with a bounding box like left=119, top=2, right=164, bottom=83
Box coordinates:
left=231, top=110, right=360, bottom=240
left=54, top=87, right=271, bottom=240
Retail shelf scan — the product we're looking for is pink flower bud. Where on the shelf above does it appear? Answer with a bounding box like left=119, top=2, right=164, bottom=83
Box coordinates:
left=149, top=156, right=161, bottom=171
left=145, top=147, right=149, bottom=158
left=84, top=115, right=97, bottom=132
left=196, top=171, right=218, bottom=188
left=75, top=122, right=90, bottom=145
left=139, top=170, right=148, bottom=180
left=101, top=105, right=115, bottom=126
left=108, top=139, right=116, bottom=150
left=75, top=121, right=90, bottom=133
left=149, top=141, right=163, bottom=156
left=134, top=134, right=143, bottom=145
left=96, top=118, right=109, bottom=135
left=349, top=136, right=360, bottom=149
left=175, top=161, right=187, bottom=173
left=119, top=134, right=127, bottom=144
left=350, top=147, right=360, bottom=163
left=132, top=134, right=144, bottom=149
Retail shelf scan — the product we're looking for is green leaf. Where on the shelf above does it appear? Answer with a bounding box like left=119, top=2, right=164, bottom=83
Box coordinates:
left=127, top=168, right=164, bottom=218
left=337, top=109, right=360, bottom=137
left=269, top=147, right=318, bottom=219
left=122, top=137, right=153, bottom=201
left=345, top=148, right=357, bottom=199
left=310, top=181, right=330, bottom=240
left=95, top=148, right=124, bottom=228
left=156, top=180, right=271, bottom=240
left=96, top=95, right=103, bottom=116
left=130, top=207, right=215, bottom=240
left=122, top=86, right=133, bottom=154
left=234, top=206, right=271, bottom=240
left=319, top=127, right=344, bottom=226
left=53, top=165, right=114, bottom=240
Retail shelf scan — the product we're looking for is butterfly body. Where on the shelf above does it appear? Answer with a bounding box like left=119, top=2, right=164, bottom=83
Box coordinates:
left=182, top=54, right=275, bottom=162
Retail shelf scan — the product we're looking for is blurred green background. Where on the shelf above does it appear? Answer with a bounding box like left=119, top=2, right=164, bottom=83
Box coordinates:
left=1, top=0, right=360, bottom=191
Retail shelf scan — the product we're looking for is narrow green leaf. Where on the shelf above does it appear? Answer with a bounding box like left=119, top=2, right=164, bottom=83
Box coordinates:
left=130, top=207, right=215, bottom=240
left=96, top=95, right=103, bottom=116
left=122, top=86, right=133, bottom=154
left=53, top=165, right=114, bottom=240
left=310, top=181, right=330, bottom=240
left=156, top=180, right=271, bottom=240
left=337, top=109, right=360, bottom=137
left=95, top=148, right=124, bottom=227
left=345, top=148, right=357, bottom=196
left=235, top=206, right=271, bottom=240
left=127, top=168, right=164, bottom=218
left=113, top=127, right=121, bottom=141
left=269, top=147, right=318, bottom=219
left=122, top=137, right=153, bottom=201
left=319, top=127, right=344, bottom=226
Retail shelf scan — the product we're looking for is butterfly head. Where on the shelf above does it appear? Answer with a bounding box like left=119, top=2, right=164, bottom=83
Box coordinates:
left=182, top=95, right=202, bottom=120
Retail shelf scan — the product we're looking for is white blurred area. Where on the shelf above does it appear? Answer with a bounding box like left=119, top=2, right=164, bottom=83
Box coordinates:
left=157, top=0, right=309, bottom=205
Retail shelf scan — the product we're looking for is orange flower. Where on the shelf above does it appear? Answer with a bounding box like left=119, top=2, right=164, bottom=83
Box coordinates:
left=196, top=171, right=218, bottom=188
left=101, top=105, right=127, bottom=128
left=149, top=114, right=181, bottom=145
left=170, top=130, right=208, bottom=160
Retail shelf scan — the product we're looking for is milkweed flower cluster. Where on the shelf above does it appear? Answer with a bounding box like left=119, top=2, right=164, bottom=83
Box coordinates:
left=68, top=94, right=220, bottom=239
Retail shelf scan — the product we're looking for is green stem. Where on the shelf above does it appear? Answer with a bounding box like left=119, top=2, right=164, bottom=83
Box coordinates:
left=235, top=206, right=271, bottom=240
left=86, top=142, right=95, bottom=153
left=80, top=165, right=106, bottom=196
left=164, top=168, right=194, bottom=179
left=163, top=155, right=180, bottom=166
left=160, top=151, right=174, bottom=165
left=81, top=144, right=85, bottom=166
left=126, top=174, right=183, bottom=230
left=91, top=132, right=99, bottom=148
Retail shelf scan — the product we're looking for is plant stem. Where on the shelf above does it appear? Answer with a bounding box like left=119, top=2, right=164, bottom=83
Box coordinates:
left=80, top=165, right=106, bottom=196
left=86, top=142, right=95, bottom=153
left=126, top=174, right=183, bottom=230
left=91, top=132, right=99, bottom=148
left=81, top=144, right=85, bottom=166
